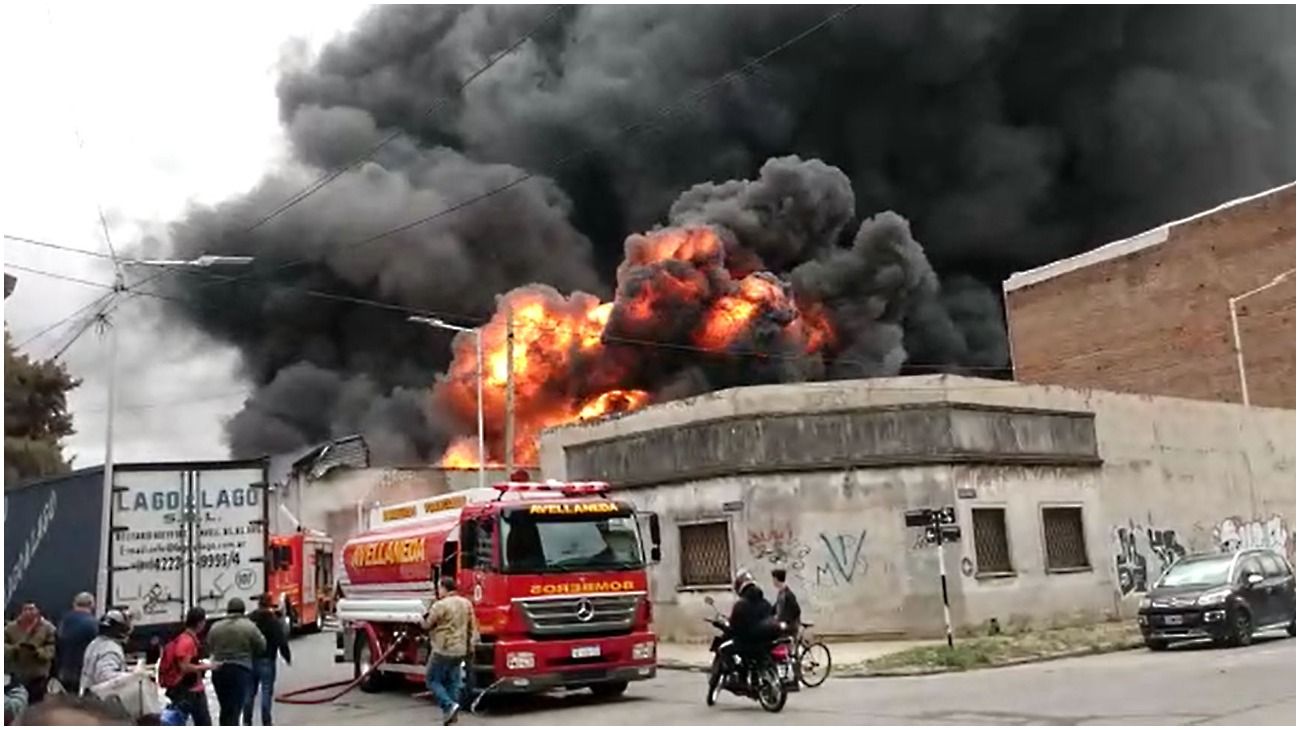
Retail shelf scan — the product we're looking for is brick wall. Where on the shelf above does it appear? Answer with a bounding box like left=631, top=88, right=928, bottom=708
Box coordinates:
left=1005, top=186, right=1296, bottom=409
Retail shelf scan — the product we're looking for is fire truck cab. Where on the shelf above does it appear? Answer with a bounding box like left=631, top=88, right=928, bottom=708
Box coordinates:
left=335, top=480, right=661, bottom=698
left=268, top=530, right=335, bottom=633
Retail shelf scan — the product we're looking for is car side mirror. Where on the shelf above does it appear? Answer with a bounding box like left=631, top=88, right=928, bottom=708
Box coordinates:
left=1246, top=573, right=1264, bottom=586
left=650, top=546, right=662, bottom=563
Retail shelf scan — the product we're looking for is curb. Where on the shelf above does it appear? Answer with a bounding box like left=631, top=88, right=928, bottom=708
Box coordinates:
left=655, top=640, right=1145, bottom=678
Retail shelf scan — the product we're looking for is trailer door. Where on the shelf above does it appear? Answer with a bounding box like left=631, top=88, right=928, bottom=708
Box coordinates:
left=109, top=469, right=189, bottom=628
left=189, top=467, right=268, bottom=617
left=110, top=465, right=267, bottom=628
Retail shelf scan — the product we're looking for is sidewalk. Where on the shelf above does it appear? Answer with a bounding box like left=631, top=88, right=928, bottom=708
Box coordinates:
left=657, top=638, right=941, bottom=675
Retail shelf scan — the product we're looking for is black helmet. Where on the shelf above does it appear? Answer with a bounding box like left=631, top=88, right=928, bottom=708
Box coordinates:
left=733, top=569, right=755, bottom=595
left=99, top=609, right=131, bottom=638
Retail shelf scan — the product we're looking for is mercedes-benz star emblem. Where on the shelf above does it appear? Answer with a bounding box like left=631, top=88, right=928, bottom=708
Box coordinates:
left=575, top=598, right=596, bottom=623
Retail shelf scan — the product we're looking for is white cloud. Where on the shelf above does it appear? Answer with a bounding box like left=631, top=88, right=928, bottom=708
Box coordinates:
left=3, top=2, right=370, bottom=464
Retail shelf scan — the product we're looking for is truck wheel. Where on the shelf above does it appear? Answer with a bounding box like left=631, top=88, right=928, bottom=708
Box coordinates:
left=590, top=681, right=628, bottom=699
left=355, top=641, right=386, bottom=693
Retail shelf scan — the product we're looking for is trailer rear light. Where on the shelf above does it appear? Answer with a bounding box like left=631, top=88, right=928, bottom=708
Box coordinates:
left=506, top=651, right=535, bottom=670
left=632, top=641, right=655, bottom=660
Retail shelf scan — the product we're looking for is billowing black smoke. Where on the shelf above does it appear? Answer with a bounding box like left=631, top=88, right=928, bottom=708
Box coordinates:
left=156, top=5, right=1294, bottom=461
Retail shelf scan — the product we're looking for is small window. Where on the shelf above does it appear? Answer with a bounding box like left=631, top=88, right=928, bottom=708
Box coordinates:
left=1042, top=506, right=1090, bottom=572
left=679, top=521, right=732, bottom=588
left=971, top=508, right=1013, bottom=575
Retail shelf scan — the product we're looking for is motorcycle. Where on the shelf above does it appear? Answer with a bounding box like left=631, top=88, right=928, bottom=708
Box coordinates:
left=702, top=596, right=789, bottom=713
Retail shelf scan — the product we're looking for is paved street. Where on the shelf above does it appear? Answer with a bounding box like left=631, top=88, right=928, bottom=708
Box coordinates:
left=261, top=632, right=1295, bottom=725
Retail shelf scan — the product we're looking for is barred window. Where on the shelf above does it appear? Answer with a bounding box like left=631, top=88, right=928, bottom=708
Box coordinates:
left=972, top=508, right=1013, bottom=575
left=1042, top=506, right=1089, bottom=572
left=679, top=521, right=732, bottom=588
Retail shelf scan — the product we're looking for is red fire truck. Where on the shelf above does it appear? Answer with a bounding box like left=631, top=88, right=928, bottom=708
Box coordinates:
left=333, top=480, right=661, bottom=698
left=268, top=530, right=336, bottom=633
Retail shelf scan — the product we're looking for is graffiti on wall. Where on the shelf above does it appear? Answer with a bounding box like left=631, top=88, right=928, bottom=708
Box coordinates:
left=747, top=524, right=811, bottom=573
left=1113, top=520, right=1186, bottom=596
left=1213, top=516, right=1293, bottom=560
left=813, top=531, right=869, bottom=588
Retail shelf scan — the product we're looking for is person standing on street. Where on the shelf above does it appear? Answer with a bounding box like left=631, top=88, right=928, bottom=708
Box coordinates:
left=5, top=602, right=57, bottom=704
left=206, top=598, right=266, bottom=726
left=244, top=595, right=291, bottom=726
left=159, top=607, right=216, bottom=726
left=421, top=576, right=477, bottom=726
left=771, top=568, right=802, bottom=635
left=79, top=610, right=135, bottom=692
left=55, top=592, right=98, bottom=695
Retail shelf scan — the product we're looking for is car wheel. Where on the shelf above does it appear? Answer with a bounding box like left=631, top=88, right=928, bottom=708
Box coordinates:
left=1228, top=607, right=1254, bottom=648
left=1144, top=638, right=1168, bottom=651
left=354, top=640, right=386, bottom=693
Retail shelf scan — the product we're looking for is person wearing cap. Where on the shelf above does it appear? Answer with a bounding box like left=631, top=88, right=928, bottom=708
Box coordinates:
left=79, top=610, right=134, bottom=693
left=55, top=592, right=98, bottom=695
left=205, top=598, right=266, bottom=726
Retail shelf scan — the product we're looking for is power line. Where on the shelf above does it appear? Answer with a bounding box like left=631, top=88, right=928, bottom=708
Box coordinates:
left=48, top=298, right=112, bottom=361
left=149, top=5, right=862, bottom=300
left=239, top=5, right=567, bottom=237
left=12, top=291, right=114, bottom=350
left=3, top=256, right=1013, bottom=375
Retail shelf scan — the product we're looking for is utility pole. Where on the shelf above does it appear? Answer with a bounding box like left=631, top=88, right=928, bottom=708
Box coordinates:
left=94, top=271, right=125, bottom=613
left=905, top=506, right=960, bottom=649
left=1228, top=268, right=1296, bottom=408
left=504, top=305, right=516, bottom=474
left=407, top=316, right=486, bottom=489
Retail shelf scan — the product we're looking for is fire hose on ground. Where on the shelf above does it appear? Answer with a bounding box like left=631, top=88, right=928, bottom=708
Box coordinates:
left=272, top=631, right=510, bottom=715
left=273, top=631, right=410, bottom=706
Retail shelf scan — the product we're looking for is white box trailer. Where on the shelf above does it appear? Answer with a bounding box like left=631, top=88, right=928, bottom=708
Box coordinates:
left=108, top=461, right=269, bottom=632
left=5, top=459, right=268, bottom=647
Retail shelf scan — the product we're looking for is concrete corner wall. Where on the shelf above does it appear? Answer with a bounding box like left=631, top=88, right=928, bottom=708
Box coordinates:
left=540, top=376, right=1295, bottom=639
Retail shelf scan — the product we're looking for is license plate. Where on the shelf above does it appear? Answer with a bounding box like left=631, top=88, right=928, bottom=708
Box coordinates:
left=571, top=645, right=601, bottom=659
left=1163, top=615, right=1183, bottom=625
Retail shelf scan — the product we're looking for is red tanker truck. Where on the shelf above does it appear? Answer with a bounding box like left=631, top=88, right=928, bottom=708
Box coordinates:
left=333, top=480, right=661, bottom=698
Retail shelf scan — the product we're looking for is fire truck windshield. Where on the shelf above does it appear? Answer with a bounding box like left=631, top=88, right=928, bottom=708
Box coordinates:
left=499, top=506, right=644, bottom=574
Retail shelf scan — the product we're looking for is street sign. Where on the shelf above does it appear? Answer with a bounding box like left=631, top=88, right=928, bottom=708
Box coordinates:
left=903, top=504, right=960, bottom=648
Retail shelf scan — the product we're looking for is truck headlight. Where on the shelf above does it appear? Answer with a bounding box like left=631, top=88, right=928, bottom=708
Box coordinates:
left=506, top=652, right=535, bottom=670
left=1197, top=589, right=1231, bottom=607
left=632, top=641, right=656, bottom=660
left=1138, top=597, right=1151, bottom=610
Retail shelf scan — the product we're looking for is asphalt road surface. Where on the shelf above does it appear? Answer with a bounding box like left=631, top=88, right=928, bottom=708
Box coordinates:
left=261, top=632, right=1295, bottom=726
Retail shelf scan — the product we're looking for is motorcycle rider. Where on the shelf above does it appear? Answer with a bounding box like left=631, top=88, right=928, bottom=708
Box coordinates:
left=725, top=570, right=783, bottom=669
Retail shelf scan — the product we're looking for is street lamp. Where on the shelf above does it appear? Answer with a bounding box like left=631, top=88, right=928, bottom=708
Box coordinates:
left=409, top=316, right=486, bottom=489
left=1228, top=268, right=1296, bottom=407
left=95, top=255, right=254, bottom=613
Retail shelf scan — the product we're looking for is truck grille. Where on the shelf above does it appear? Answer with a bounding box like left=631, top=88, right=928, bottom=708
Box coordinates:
left=518, top=594, right=640, bottom=637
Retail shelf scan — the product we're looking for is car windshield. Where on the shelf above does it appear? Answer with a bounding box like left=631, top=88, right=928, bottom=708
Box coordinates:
left=499, top=505, right=644, bottom=574
left=1155, top=556, right=1234, bottom=588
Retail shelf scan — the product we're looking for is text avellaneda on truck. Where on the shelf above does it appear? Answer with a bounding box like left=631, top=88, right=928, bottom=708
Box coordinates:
left=334, top=479, right=662, bottom=698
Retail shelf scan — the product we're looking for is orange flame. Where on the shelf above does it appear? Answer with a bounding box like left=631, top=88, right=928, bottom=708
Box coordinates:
left=433, top=226, right=841, bottom=467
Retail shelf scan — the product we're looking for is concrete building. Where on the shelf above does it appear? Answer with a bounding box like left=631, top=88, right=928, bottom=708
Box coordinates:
left=1004, top=183, right=1297, bottom=409
left=540, top=375, right=1295, bottom=641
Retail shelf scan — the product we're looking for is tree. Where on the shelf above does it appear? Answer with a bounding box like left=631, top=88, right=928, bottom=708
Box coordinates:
left=4, top=329, right=80, bottom=486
